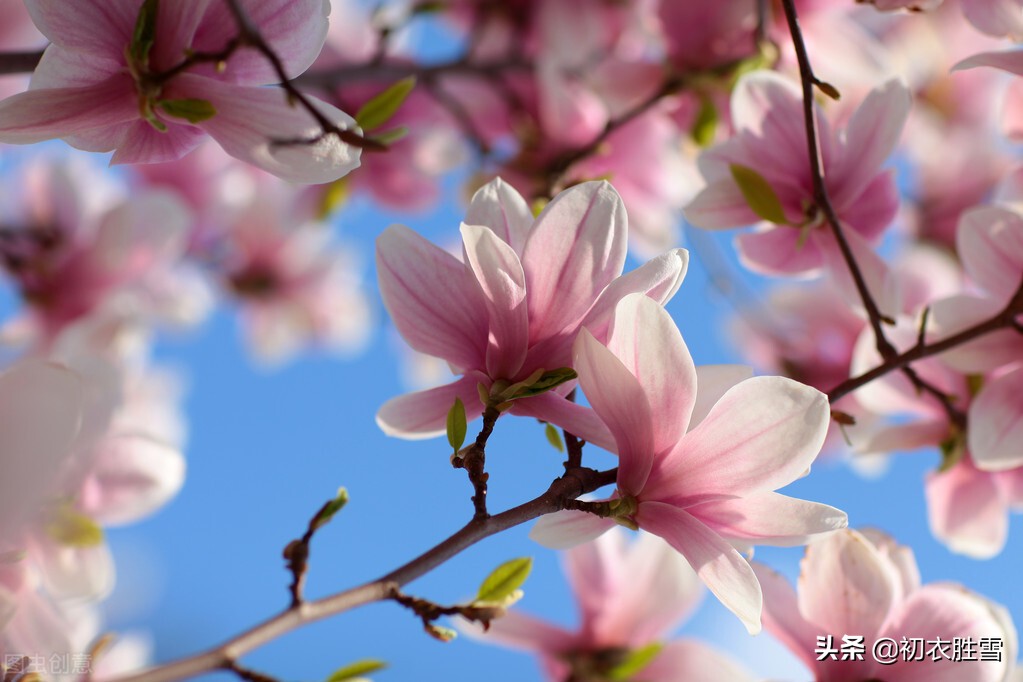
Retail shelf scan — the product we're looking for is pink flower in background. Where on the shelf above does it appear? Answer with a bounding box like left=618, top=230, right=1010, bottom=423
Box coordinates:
left=754, top=528, right=1016, bottom=682
left=0, top=0, right=360, bottom=183
left=686, top=71, right=909, bottom=276
left=312, top=1, right=467, bottom=212
left=531, top=294, right=845, bottom=633
left=474, top=529, right=753, bottom=682
left=375, top=178, right=687, bottom=441
left=0, top=160, right=192, bottom=342
left=216, top=187, right=371, bottom=365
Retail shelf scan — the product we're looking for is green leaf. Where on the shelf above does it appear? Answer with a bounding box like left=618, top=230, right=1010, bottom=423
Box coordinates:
left=158, top=98, right=218, bottom=124
left=938, top=434, right=964, bottom=473
left=691, top=96, right=718, bottom=147
left=318, top=178, right=350, bottom=219
left=355, top=77, right=416, bottom=131
left=326, top=659, right=387, bottom=682
left=608, top=643, right=663, bottom=681
left=729, top=164, right=788, bottom=224
left=477, top=557, right=533, bottom=603
left=46, top=506, right=104, bottom=547
left=311, top=487, right=349, bottom=531
left=129, top=0, right=159, bottom=70
left=509, top=368, right=578, bottom=400
left=369, top=126, right=409, bottom=146
left=544, top=423, right=564, bottom=453
left=446, top=397, right=467, bottom=455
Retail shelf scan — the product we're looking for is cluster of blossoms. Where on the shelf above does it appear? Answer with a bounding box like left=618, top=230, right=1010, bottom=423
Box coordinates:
left=0, top=0, right=1022, bottom=680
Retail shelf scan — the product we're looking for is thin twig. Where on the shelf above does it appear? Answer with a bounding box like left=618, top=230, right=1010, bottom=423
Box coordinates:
left=779, top=0, right=966, bottom=425
left=0, top=50, right=44, bottom=76
left=106, top=466, right=617, bottom=682
left=222, top=0, right=383, bottom=151
left=828, top=277, right=1023, bottom=403
left=452, top=406, right=501, bottom=520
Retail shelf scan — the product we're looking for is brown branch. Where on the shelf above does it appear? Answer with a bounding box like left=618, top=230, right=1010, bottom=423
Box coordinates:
left=780, top=0, right=967, bottom=425
left=543, top=75, right=684, bottom=196
left=222, top=662, right=280, bottom=682
left=0, top=50, right=44, bottom=76
left=828, top=277, right=1023, bottom=403
left=221, top=0, right=383, bottom=151
left=107, top=466, right=617, bottom=682
left=452, top=406, right=500, bottom=520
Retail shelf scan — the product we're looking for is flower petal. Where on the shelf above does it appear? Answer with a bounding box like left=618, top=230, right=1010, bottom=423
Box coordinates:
left=507, top=391, right=616, bottom=453
left=464, top=177, right=533, bottom=257
left=24, top=0, right=135, bottom=54
left=529, top=509, right=616, bottom=550
left=693, top=492, right=847, bottom=547
left=596, top=531, right=705, bottom=647
left=751, top=562, right=822, bottom=673
left=463, top=609, right=577, bottom=656
left=0, top=361, right=83, bottom=542
left=81, top=436, right=185, bottom=526
left=647, top=376, right=828, bottom=504
left=637, top=501, right=762, bottom=634
left=460, top=223, right=528, bottom=379
left=574, top=328, right=655, bottom=494
left=880, top=585, right=1015, bottom=682
left=834, top=79, right=910, bottom=201
left=376, top=375, right=486, bottom=439
left=690, top=364, right=753, bottom=431
left=193, top=0, right=330, bottom=83
left=581, top=248, right=689, bottom=343
left=969, top=367, right=1023, bottom=472
left=607, top=293, right=697, bottom=452
left=182, top=74, right=361, bottom=183
left=797, top=529, right=897, bottom=640
left=635, top=640, right=755, bottom=682
left=926, top=460, right=1007, bottom=559
left=957, top=205, right=1023, bottom=302
left=522, top=181, right=627, bottom=342
left=0, top=76, right=136, bottom=145
left=376, top=224, right=487, bottom=370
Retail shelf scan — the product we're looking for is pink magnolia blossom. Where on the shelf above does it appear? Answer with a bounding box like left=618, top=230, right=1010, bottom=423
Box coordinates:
left=686, top=71, right=910, bottom=276
left=754, top=528, right=1016, bottom=682
left=0, top=0, right=360, bottom=183
left=214, top=183, right=371, bottom=365
left=474, top=529, right=752, bottom=682
left=531, top=293, right=846, bottom=633
left=0, top=160, right=192, bottom=342
left=375, top=178, right=687, bottom=441
left=851, top=307, right=1023, bottom=556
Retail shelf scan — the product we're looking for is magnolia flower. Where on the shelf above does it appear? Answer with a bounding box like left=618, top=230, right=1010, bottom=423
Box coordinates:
left=0, top=0, right=360, bottom=183
left=755, top=529, right=1017, bottom=682
left=375, top=178, right=687, bottom=441
left=531, top=293, right=846, bottom=633
left=473, top=529, right=753, bottom=682
left=0, top=160, right=192, bottom=342
left=686, top=71, right=910, bottom=276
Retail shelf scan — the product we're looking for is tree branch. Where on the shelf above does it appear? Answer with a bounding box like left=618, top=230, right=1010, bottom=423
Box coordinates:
left=0, top=50, right=44, bottom=76
left=828, top=277, right=1023, bottom=403
left=106, top=466, right=617, bottom=682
